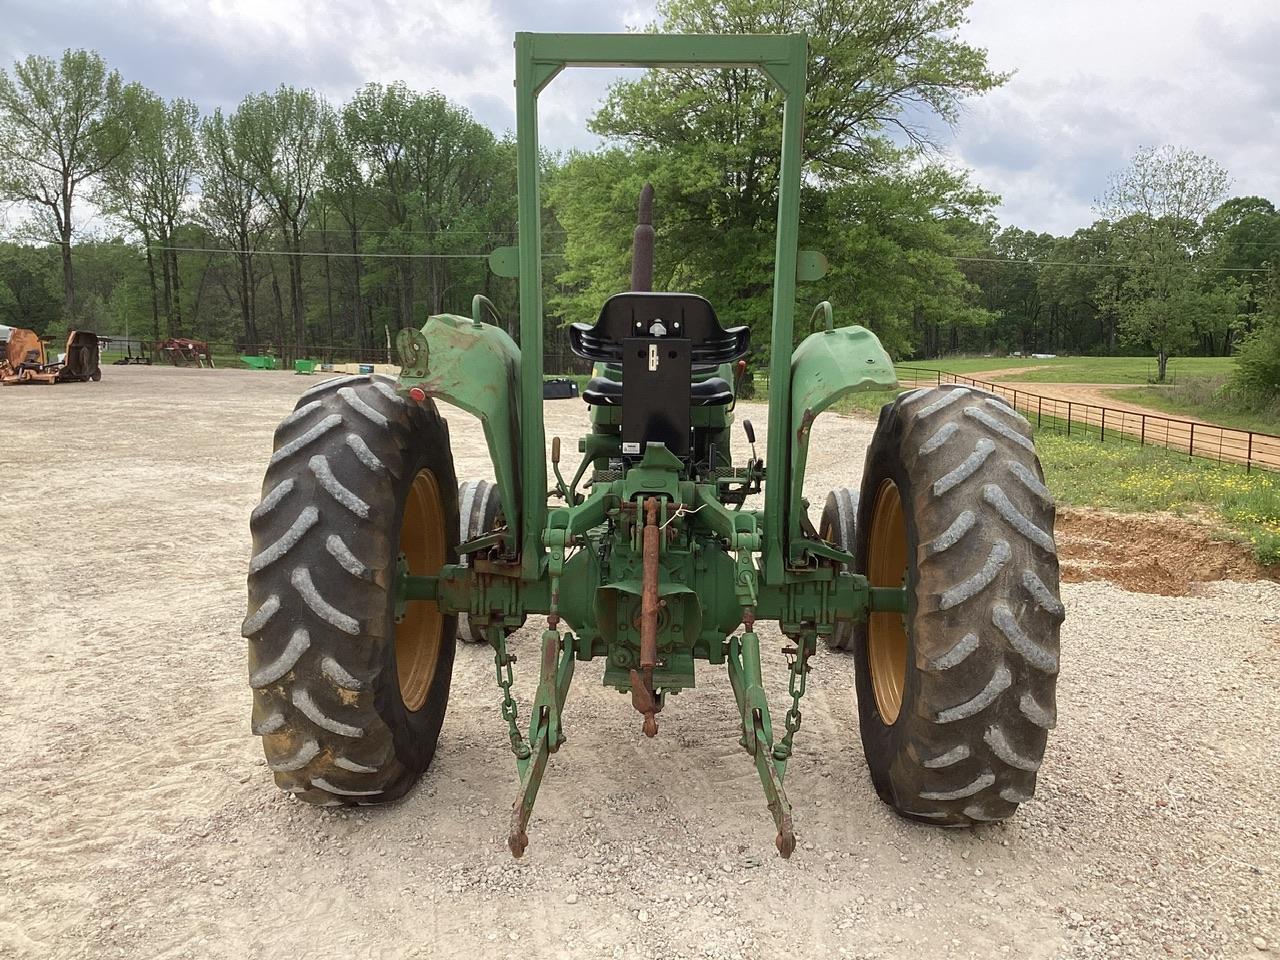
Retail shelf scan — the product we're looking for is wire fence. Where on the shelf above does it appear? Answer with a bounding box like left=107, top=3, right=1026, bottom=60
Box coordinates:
left=98, top=337, right=591, bottom=374
left=895, top=366, right=1280, bottom=475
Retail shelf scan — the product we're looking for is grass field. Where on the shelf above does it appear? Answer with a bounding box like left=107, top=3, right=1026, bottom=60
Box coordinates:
left=1036, top=431, right=1280, bottom=564
left=1110, top=384, right=1279, bottom=436
left=896, top=355, right=1237, bottom=384
left=823, top=384, right=1279, bottom=565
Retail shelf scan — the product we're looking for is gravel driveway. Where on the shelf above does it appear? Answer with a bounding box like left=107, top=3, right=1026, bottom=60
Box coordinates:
left=1, top=366, right=1276, bottom=959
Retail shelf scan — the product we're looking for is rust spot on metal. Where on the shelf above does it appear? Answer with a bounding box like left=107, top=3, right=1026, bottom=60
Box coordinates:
left=632, top=496, right=662, bottom=738
left=796, top=407, right=816, bottom=441
left=628, top=669, right=660, bottom=738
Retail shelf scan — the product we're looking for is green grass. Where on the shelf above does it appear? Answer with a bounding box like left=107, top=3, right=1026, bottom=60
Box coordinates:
left=831, top=388, right=903, bottom=417
left=896, top=355, right=1237, bottom=385
left=819, top=382, right=1279, bottom=566
left=1034, top=431, right=1280, bottom=565
left=1110, top=382, right=1280, bottom=436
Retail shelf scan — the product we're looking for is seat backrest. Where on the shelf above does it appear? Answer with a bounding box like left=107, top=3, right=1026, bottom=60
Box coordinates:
left=569, top=292, right=749, bottom=365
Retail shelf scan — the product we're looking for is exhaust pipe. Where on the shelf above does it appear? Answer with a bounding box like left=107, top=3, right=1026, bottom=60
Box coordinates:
left=631, top=183, right=654, bottom=292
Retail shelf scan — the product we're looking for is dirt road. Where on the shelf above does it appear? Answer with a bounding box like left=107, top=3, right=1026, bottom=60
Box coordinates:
left=2, top=367, right=1277, bottom=960
left=898, top=372, right=1280, bottom=470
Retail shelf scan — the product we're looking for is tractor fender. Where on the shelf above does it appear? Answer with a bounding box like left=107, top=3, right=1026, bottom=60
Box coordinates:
left=397, top=315, right=522, bottom=551
left=786, top=323, right=897, bottom=559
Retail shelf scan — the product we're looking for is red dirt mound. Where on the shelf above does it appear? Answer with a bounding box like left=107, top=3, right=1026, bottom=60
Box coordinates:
left=1055, top=507, right=1277, bottom=595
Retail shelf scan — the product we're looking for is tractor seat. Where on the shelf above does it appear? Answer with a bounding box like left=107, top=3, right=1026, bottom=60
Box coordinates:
left=569, top=292, right=749, bottom=366
left=583, top=372, right=734, bottom=407
left=570, top=292, right=746, bottom=409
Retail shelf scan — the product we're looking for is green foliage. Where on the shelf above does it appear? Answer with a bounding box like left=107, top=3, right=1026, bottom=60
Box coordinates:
left=1230, top=263, right=1280, bottom=402
left=1233, top=322, right=1280, bottom=402
left=810, top=164, right=995, bottom=357
left=96, top=91, right=200, bottom=337
left=0, top=242, right=62, bottom=332
left=0, top=35, right=1276, bottom=378
left=0, top=48, right=143, bottom=318
left=551, top=0, right=1004, bottom=359
left=1035, top=430, right=1280, bottom=566
left=546, top=149, right=660, bottom=328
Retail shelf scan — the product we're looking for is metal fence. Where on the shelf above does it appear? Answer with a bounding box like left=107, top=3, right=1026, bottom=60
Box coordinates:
left=895, top=366, right=1280, bottom=475
left=98, top=336, right=591, bottom=375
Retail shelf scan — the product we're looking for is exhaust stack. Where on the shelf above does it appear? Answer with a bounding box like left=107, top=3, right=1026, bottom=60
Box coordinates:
left=631, top=183, right=654, bottom=292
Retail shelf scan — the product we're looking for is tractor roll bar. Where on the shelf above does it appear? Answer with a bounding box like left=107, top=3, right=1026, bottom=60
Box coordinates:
left=514, top=32, right=808, bottom=583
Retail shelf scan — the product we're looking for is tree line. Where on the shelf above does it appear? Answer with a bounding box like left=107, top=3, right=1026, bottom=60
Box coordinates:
left=1, top=0, right=1276, bottom=400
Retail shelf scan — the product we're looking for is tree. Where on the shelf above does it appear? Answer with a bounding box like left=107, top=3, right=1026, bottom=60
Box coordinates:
left=0, top=49, right=141, bottom=319
left=0, top=242, right=62, bottom=332
left=812, top=163, right=996, bottom=357
left=1231, top=262, right=1280, bottom=402
left=99, top=92, right=200, bottom=337
left=235, top=86, right=334, bottom=352
left=200, top=106, right=272, bottom=347
left=1036, top=222, right=1125, bottom=355
left=561, top=0, right=1006, bottom=357
left=1096, top=147, right=1231, bottom=381
left=1203, top=196, right=1280, bottom=348
left=320, top=126, right=375, bottom=352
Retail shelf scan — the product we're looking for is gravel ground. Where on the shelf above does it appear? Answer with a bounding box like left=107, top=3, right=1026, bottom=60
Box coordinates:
left=1, top=366, right=1277, bottom=960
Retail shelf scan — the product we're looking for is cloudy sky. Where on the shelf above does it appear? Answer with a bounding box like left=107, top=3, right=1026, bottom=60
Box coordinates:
left=1, top=0, right=1276, bottom=234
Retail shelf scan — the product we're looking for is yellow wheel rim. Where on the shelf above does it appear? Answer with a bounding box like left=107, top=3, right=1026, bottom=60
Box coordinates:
left=868, top=479, right=909, bottom=725
left=396, top=468, right=446, bottom=712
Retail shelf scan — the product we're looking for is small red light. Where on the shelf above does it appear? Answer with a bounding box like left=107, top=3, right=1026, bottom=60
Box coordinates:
left=408, top=386, right=426, bottom=402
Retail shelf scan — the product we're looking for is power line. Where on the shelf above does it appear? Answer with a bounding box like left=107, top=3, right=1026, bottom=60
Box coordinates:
left=950, top=255, right=1270, bottom=273
left=151, top=244, right=564, bottom=260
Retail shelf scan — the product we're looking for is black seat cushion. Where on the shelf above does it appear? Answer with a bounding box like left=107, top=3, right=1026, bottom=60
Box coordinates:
left=583, top=375, right=622, bottom=406
left=570, top=292, right=749, bottom=366
left=583, top=374, right=733, bottom=408
left=690, top=376, right=733, bottom=406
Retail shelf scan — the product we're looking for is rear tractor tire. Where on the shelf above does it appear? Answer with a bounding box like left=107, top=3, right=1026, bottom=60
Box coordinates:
left=819, top=487, right=858, bottom=651
left=242, top=374, right=460, bottom=806
left=852, top=384, right=1064, bottom=825
left=456, top=479, right=503, bottom=644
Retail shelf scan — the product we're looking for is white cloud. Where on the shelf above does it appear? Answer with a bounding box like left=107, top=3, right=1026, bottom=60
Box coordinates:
left=948, top=0, right=1280, bottom=232
left=1, top=0, right=1275, bottom=236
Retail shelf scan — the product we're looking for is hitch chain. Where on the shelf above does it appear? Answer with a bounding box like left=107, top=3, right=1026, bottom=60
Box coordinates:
left=774, top=632, right=813, bottom=763
left=493, top=630, right=530, bottom=760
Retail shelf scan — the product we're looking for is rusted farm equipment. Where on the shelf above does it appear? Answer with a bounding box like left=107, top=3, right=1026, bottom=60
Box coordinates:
left=1, top=329, right=101, bottom=385
left=156, top=338, right=215, bottom=367
left=242, top=32, right=1063, bottom=859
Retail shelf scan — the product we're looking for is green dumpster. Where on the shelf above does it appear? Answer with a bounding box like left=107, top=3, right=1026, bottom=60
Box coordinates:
left=294, top=359, right=317, bottom=375
left=241, top=355, right=277, bottom=370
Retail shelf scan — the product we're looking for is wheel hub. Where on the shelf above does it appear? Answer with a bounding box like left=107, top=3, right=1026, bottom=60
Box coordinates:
left=868, top=479, right=909, bottom=725
left=395, top=468, right=447, bottom=712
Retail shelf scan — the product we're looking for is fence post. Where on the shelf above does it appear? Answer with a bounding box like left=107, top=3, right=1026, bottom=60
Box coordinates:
left=1037, top=395, right=1042, bottom=427
left=1067, top=402, right=1072, bottom=437
left=1246, top=432, right=1253, bottom=474
left=936, top=370, right=941, bottom=387
left=1140, top=415, right=1146, bottom=447
left=1188, top=422, right=1195, bottom=462
left=1100, top=407, right=1106, bottom=443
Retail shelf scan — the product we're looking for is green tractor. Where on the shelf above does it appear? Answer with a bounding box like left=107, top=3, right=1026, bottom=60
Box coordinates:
left=243, top=33, right=1063, bottom=858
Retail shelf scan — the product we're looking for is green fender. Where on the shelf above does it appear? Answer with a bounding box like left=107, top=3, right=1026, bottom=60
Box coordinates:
left=787, top=319, right=898, bottom=560
left=397, top=313, right=522, bottom=550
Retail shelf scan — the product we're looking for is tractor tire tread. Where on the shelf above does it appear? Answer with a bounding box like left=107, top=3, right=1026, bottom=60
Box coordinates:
left=820, top=487, right=859, bottom=651
left=456, top=479, right=504, bottom=643
left=855, top=384, right=1063, bottom=825
left=244, top=374, right=457, bottom=806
